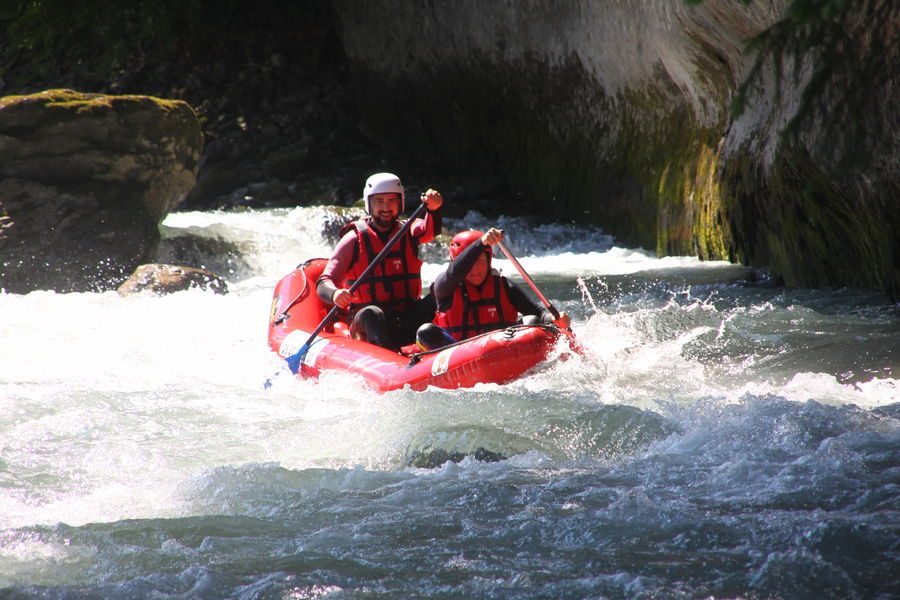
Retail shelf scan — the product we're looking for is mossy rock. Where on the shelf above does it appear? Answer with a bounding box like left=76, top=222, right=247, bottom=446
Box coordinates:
left=0, top=89, right=204, bottom=293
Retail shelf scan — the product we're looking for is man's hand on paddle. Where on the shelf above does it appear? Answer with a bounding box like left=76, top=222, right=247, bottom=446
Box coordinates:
left=331, top=288, right=353, bottom=310
left=420, top=189, right=443, bottom=211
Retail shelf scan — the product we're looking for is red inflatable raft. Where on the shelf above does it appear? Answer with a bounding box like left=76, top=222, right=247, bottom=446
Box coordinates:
left=268, top=258, right=571, bottom=392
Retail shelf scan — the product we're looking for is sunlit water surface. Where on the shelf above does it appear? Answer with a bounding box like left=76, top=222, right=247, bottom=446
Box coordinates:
left=2, top=208, right=898, bottom=599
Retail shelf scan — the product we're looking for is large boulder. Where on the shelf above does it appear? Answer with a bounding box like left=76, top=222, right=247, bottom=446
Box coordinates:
left=0, top=89, right=202, bottom=293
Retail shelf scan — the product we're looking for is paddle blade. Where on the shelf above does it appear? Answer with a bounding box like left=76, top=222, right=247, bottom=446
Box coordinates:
left=285, top=344, right=309, bottom=374
left=560, top=328, right=588, bottom=358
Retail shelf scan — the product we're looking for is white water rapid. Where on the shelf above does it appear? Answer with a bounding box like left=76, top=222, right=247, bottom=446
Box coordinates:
left=2, top=207, right=897, bottom=599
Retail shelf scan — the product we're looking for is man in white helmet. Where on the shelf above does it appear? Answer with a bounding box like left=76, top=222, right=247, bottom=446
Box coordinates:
left=316, top=172, right=444, bottom=351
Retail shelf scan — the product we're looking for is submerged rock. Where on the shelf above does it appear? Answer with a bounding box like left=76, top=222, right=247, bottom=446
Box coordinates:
left=117, top=263, right=228, bottom=296
left=0, top=89, right=202, bottom=293
left=407, top=447, right=507, bottom=469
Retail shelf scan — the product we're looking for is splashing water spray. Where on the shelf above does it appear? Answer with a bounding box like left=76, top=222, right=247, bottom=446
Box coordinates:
left=577, top=276, right=599, bottom=312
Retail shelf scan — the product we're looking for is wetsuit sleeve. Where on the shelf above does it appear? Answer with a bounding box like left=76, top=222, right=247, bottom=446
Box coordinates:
left=408, top=206, right=442, bottom=243
left=505, top=279, right=554, bottom=323
left=432, top=239, right=487, bottom=308
left=316, top=231, right=358, bottom=305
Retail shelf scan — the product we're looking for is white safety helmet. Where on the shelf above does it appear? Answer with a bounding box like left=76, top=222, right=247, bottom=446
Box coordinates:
left=363, top=172, right=405, bottom=214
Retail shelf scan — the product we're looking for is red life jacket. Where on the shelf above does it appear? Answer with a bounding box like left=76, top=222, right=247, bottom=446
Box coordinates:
left=434, top=271, right=519, bottom=340
left=342, top=218, right=423, bottom=313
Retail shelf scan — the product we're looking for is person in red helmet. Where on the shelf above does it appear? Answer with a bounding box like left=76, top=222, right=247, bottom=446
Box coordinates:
left=317, top=172, right=444, bottom=351
left=416, top=227, right=571, bottom=349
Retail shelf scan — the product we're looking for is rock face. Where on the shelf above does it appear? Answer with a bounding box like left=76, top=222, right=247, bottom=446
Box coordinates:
left=718, top=3, right=899, bottom=298
left=332, top=0, right=899, bottom=299
left=0, top=89, right=202, bottom=293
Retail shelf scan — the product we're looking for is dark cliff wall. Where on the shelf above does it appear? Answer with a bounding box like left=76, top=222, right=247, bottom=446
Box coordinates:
left=717, top=2, right=898, bottom=296
left=332, top=0, right=773, bottom=249
left=333, top=0, right=898, bottom=299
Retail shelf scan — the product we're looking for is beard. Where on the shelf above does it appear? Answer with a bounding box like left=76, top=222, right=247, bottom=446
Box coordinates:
left=371, top=213, right=397, bottom=231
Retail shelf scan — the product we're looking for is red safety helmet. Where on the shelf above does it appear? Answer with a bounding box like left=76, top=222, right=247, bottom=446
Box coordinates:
left=449, top=230, right=491, bottom=261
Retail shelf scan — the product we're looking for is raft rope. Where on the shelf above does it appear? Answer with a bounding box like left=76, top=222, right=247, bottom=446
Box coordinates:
left=272, top=261, right=313, bottom=325
left=405, top=323, right=559, bottom=367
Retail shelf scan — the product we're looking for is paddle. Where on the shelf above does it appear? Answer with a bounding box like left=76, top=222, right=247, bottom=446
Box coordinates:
left=496, top=240, right=562, bottom=320
left=284, top=202, right=429, bottom=374
left=496, top=239, right=586, bottom=356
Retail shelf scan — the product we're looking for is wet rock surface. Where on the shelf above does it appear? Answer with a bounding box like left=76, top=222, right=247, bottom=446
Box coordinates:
left=117, top=263, right=228, bottom=296
left=0, top=90, right=202, bottom=293
left=333, top=0, right=899, bottom=300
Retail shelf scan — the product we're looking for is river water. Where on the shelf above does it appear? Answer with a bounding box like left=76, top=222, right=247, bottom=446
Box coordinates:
left=2, top=207, right=898, bottom=599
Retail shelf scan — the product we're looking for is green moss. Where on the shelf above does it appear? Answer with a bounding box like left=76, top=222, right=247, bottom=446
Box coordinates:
left=0, top=88, right=83, bottom=108
left=655, top=141, right=732, bottom=261
left=0, top=89, right=186, bottom=113
left=719, top=144, right=896, bottom=292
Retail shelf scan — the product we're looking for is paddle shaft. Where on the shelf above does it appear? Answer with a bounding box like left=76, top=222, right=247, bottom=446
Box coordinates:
left=495, top=239, right=588, bottom=358
left=290, top=202, right=429, bottom=365
left=496, top=240, right=561, bottom=319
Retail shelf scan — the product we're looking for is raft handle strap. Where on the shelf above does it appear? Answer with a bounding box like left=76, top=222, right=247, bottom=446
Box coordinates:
left=405, top=324, right=558, bottom=367
left=273, top=260, right=323, bottom=325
